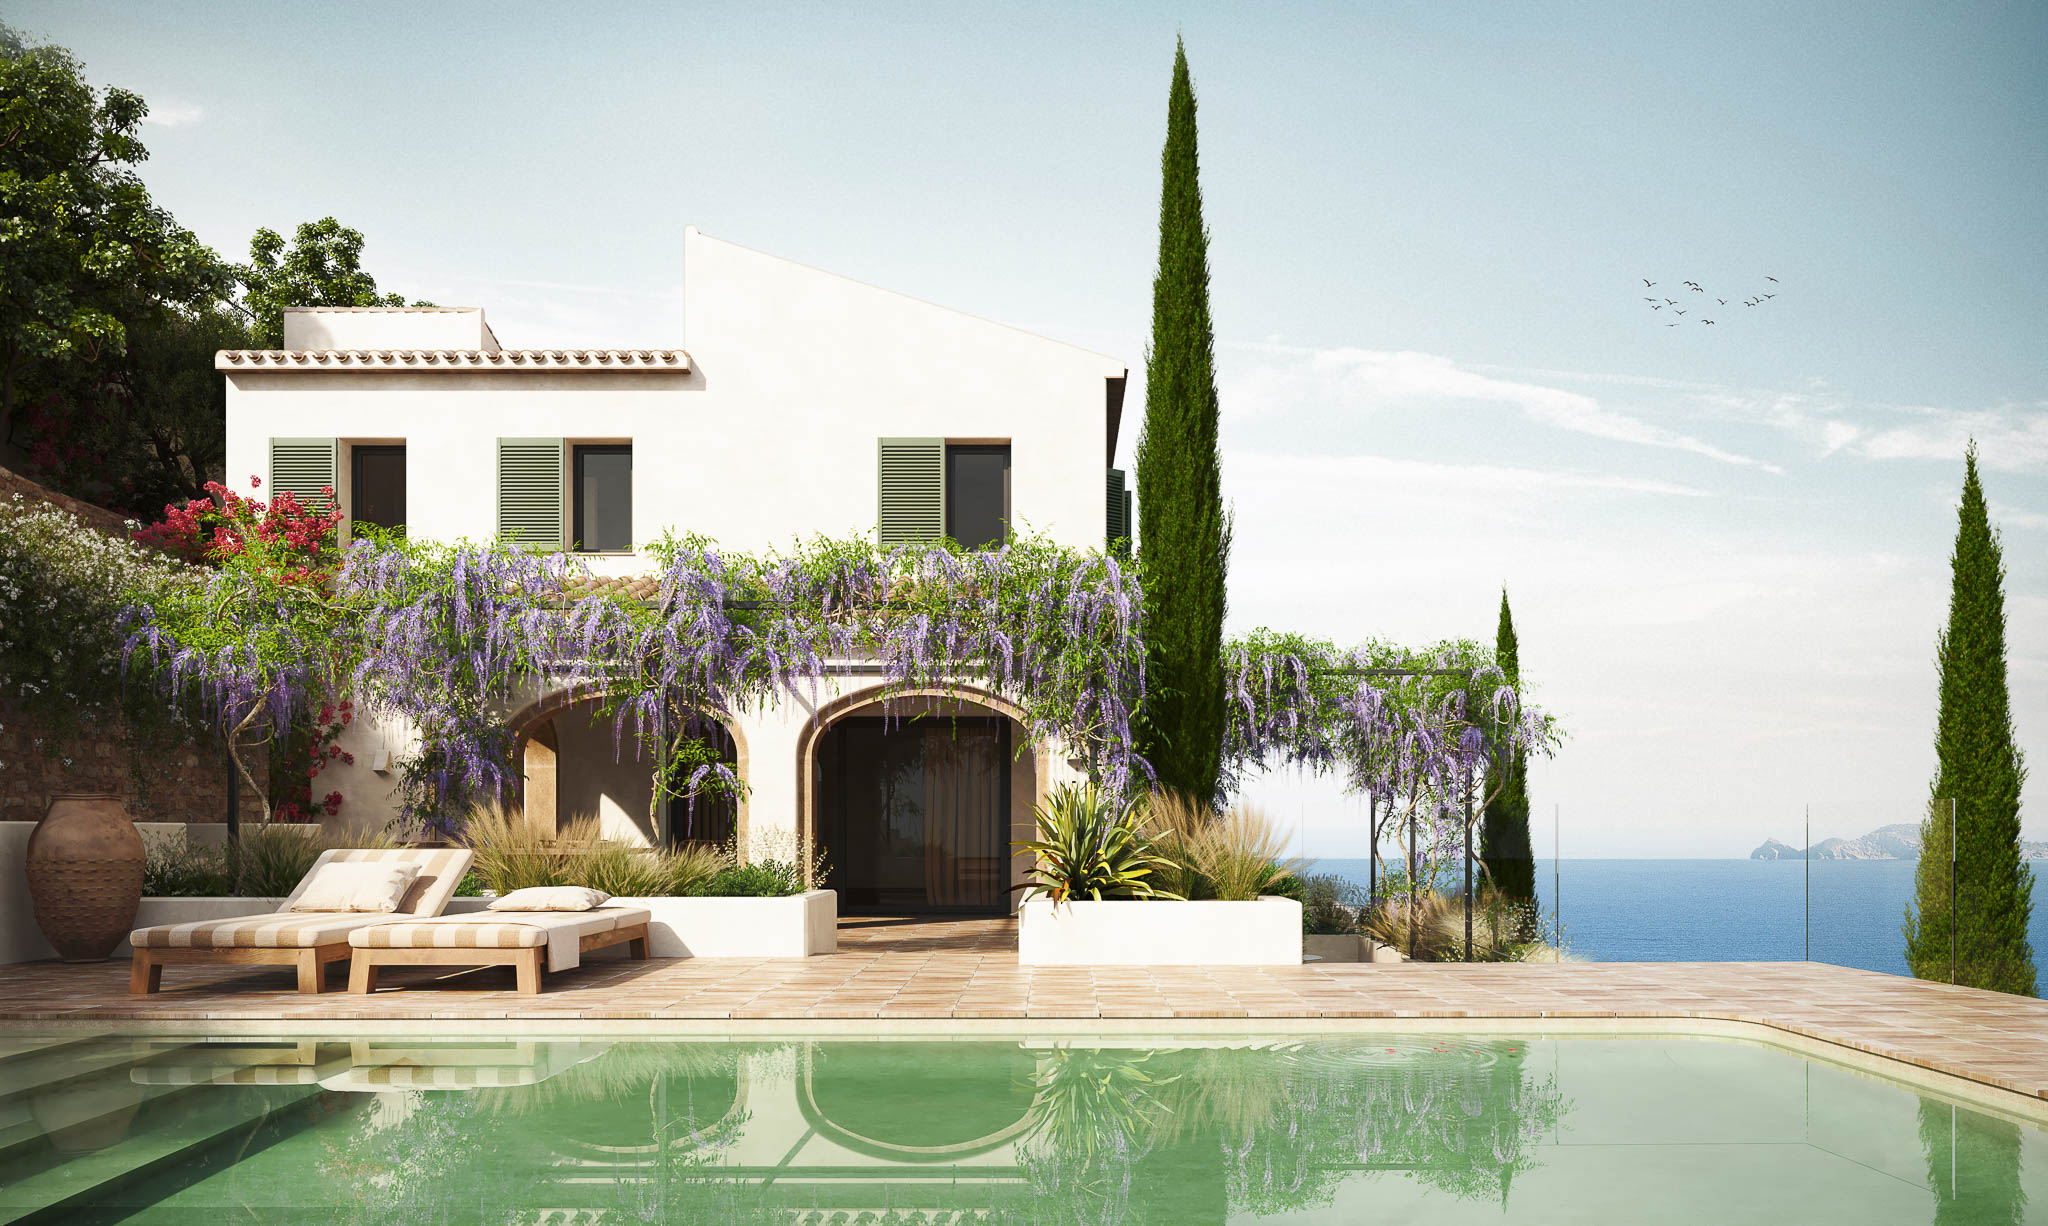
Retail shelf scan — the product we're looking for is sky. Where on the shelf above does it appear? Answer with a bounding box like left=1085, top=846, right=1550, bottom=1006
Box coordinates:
left=9, top=1, right=2043, bottom=856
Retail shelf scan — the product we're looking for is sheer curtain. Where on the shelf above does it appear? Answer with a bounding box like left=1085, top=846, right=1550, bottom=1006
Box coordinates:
left=923, top=725, right=1003, bottom=909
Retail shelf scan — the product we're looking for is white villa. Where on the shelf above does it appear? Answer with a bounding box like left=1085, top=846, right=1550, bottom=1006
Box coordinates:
left=219, top=227, right=1132, bottom=915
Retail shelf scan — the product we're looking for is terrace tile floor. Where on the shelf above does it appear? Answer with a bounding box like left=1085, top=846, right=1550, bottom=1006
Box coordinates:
left=2, top=916, right=2044, bottom=1107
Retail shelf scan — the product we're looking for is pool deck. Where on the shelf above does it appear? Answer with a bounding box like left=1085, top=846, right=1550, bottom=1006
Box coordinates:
left=2, top=917, right=2044, bottom=1108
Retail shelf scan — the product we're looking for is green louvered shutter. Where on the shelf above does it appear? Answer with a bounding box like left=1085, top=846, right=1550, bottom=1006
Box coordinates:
left=877, top=437, right=945, bottom=547
left=497, top=438, right=564, bottom=547
left=268, top=438, right=338, bottom=512
left=1105, top=468, right=1129, bottom=547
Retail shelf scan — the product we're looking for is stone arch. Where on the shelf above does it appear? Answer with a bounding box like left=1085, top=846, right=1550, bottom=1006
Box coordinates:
left=793, top=680, right=1051, bottom=898
left=507, top=685, right=749, bottom=847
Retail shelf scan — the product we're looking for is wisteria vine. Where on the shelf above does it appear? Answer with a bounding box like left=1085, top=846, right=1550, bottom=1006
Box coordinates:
left=119, top=528, right=1556, bottom=841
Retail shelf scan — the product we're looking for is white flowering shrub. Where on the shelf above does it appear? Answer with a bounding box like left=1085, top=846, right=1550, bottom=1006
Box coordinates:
left=0, top=493, right=196, bottom=748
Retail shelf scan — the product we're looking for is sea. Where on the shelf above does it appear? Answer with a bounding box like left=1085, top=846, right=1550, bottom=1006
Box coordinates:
left=1314, top=857, right=2048, bottom=980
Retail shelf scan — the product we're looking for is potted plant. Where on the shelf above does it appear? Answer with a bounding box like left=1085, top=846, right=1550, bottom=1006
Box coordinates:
left=1014, top=785, right=1301, bottom=966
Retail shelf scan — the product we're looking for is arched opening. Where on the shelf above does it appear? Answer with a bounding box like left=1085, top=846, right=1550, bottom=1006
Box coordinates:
left=508, top=688, right=747, bottom=848
left=800, top=1042, right=1038, bottom=1161
left=799, top=686, right=1042, bottom=914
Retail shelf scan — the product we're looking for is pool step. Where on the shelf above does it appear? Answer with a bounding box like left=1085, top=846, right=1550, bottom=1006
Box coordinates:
left=0, top=1038, right=166, bottom=1107
left=0, top=1081, right=316, bottom=1225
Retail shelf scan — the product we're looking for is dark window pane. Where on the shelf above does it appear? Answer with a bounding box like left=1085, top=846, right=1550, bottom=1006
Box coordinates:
left=945, top=445, right=1010, bottom=549
left=350, top=445, right=406, bottom=535
left=574, top=445, right=632, bottom=552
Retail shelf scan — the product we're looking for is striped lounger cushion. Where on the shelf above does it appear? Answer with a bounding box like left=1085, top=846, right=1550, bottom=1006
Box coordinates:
left=129, top=847, right=475, bottom=949
left=130, top=913, right=400, bottom=950
left=349, top=907, right=651, bottom=971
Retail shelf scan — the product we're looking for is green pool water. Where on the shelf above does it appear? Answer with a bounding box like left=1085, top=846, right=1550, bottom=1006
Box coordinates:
left=0, top=1031, right=2040, bottom=1224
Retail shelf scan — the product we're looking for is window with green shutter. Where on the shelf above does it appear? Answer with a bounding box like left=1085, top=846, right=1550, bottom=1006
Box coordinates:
left=497, top=438, right=565, bottom=547
left=1106, top=468, right=1129, bottom=549
left=268, top=438, right=338, bottom=512
left=877, top=437, right=945, bottom=548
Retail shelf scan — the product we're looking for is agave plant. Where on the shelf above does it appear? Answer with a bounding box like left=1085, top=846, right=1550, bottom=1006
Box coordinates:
left=1013, top=782, right=1183, bottom=905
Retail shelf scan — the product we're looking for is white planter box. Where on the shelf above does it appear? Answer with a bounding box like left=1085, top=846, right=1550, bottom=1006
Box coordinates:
left=453, top=890, right=838, bottom=958
left=1018, top=896, right=1302, bottom=966
left=617, top=891, right=838, bottom=958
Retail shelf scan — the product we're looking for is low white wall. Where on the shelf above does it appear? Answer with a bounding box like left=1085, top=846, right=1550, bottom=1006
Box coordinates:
left=583, top=890, right=837, bottom=958
left=1018, top=896, right=1303, bottom=966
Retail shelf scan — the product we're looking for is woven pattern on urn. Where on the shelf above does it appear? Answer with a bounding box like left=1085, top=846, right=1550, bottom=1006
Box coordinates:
left=25, top=794, right=146, bottom=962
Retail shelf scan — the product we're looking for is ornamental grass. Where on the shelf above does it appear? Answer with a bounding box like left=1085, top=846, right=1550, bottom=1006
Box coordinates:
left=457, top=801, right=818, bottom=896
left=1361, top=888, right=1568, bottom=963
left=1143, top=792, right=1304, bottom=901
left=140, top=823, right=398, bottom=897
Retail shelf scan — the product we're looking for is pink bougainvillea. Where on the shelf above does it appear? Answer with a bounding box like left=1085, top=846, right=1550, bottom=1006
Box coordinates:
left=132, top=474, right=345, bottom=590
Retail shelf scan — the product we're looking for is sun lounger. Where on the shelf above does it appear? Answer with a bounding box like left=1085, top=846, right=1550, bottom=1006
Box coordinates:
left=127, top=847, right=474, bottom=996
left=318, top=1040, right=612, bottom=1091
left=345, top=905, right=651, bottom=994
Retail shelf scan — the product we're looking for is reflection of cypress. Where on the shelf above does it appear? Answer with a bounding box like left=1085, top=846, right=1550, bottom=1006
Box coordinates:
left=1018, top=1041, right=1568, bottom=1220
left=1917, top=1098, right=2029, bottom=1226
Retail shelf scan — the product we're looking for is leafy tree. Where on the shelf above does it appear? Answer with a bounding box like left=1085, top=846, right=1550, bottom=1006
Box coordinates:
left=1135, top=38, right=1231, bottom=804
left=1481, top=589, right=1536, bottom=929
left=1904, top=443, right=2035, bottom=996
left=18, top=302, right=252, bottom=514
left=0, top=24, right=227, bottom=459
left=238, top=217, right=428, bottom=348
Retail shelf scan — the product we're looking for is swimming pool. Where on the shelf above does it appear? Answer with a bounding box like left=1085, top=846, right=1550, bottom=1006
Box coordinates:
left=1, top=1030, right=2041, bottom=1223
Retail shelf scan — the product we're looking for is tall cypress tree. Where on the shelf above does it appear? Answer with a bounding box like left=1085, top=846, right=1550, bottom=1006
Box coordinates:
left=1903, top=443, right=2035, bottom=996
left=1135, top=39, right=1229, bottom=803
left=1481, top=590, right=1536, bottom=925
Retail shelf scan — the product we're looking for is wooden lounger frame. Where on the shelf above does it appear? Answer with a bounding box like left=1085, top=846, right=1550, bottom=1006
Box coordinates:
left=131, top=943, right=352, bottom=996
left=348, top=922, right=651, bottom=995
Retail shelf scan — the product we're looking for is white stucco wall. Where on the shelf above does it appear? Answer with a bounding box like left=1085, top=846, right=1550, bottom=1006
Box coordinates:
left=281, top=306, right=497, bottom=351
left=229, top=228, right=1117, bottom=873
left=224, top=227, right=1127, bottom=563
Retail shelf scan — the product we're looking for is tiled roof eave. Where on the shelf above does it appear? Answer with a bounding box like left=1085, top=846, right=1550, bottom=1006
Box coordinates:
left=215, top=348, right=692, bottom=372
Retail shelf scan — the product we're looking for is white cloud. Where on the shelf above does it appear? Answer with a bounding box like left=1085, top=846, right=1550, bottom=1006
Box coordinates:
left=2002, top=507, right=2048, bottom=531
left=1224, top=343, right=1781, bottom=472
left=1857, top=403, right=2048, bottom=472
left=141, top=98, right=205, bottom=128
left=1231, top=450, right=1712, bottom=503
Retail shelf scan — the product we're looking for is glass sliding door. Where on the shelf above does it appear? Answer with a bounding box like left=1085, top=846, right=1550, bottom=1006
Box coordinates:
left=818, top=716, right=1010, bottom=913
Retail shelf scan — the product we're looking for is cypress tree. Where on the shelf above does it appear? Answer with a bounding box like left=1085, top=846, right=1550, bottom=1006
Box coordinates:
left=1481, top=590, right=1536, bottom=931
left=1135, top=39, right=1230, bottom=803
left=1903, top=443, right=2035, bottom=996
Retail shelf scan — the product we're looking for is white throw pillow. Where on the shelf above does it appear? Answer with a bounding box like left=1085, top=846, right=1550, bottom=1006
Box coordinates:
left=290, top=860, right=421, bottom=913
left=487, top=886, right=611, bottom=913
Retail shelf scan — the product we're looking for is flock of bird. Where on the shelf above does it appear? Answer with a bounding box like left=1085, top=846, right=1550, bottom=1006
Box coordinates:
left=1639, top=276, right=1780, bottom=327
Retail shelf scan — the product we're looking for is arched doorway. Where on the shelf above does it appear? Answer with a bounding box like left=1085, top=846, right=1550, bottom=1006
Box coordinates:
left=802, top=688, right=1038, bottom=914
left=508, top=688, right=747, bottom=849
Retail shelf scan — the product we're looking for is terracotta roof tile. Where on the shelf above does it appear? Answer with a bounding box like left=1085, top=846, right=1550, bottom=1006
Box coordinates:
left=215, top=348, right=690, bottom=372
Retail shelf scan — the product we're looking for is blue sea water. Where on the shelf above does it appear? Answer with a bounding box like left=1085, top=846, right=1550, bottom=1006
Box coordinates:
left=1314, top=857, right=2048, bottom=980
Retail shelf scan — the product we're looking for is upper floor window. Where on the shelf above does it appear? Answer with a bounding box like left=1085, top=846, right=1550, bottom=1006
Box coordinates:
left=944, top=444, right=1010, bottom=550
left=350, top=444, right=407, bottom=536
left=573, top=444, right=633, bottom=553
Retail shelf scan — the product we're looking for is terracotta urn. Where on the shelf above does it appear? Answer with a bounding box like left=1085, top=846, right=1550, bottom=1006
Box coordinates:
left=25, top=793, right=146, bottom=962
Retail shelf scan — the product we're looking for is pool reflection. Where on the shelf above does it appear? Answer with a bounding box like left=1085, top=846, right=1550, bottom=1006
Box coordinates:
left=8, top=1034, right=2039, bottom=1223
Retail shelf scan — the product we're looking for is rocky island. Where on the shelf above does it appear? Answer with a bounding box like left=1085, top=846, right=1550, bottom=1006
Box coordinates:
left=1751, top=823, right=2048, bottom=860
